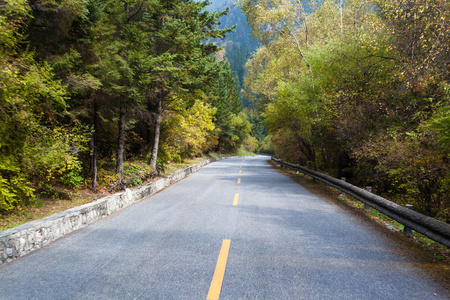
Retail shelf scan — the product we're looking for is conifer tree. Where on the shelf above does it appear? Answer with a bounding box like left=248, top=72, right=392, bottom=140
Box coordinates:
left=143, top=0, right=234, bottom=170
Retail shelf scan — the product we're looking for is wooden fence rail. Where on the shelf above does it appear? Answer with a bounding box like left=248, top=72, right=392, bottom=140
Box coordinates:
left=272, top=157, right=450, bottom=248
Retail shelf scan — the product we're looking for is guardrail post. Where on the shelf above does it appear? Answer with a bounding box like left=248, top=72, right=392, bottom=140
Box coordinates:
left=364, top=187, right=372, bottom=211
left=403, top=204, right=414, bottom=237
left=339, top=178, right=346, bottom=197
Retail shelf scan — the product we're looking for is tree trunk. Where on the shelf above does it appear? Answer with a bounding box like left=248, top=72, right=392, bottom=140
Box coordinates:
left=90, top=97, right=98, bottom=190
left=150, top=96, right=162, bottom=172
left=116, top=101, right=126, bottom=177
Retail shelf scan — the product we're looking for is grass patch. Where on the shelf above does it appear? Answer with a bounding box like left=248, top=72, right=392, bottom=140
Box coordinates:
left=161, top=157, right=206, bottom=175
left=0, top=192, right=100, bottom=231
left=236, top=148, right=258, bottom=156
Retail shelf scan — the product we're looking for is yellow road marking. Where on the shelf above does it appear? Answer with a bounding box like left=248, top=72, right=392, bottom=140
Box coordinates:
left=207, top=239, right=231, bottom=300
left=233, top=194, right=239, bottom=206
left=239, top=170, right=242, bottom=174
left=237, top=178, right=241, bottom=184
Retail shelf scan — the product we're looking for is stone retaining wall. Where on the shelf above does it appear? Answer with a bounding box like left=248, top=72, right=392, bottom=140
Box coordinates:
left=0, top=157, right=224, bottom=266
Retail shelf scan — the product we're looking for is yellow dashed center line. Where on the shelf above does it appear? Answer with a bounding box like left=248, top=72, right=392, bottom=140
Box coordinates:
left=239, top=170, right=242, bottom=174
left=207, top=239, right=231, bottom=300
left=237, top=178, right=241, bottom=184
left=233, top=194, right=239, bottom=206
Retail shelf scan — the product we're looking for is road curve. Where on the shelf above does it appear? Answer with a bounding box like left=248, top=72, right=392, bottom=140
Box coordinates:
left=0, top=156, right=448, bottom=299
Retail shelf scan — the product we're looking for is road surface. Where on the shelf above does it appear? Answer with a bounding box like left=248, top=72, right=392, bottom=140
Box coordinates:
left=0, top=156, right=448, bottom=299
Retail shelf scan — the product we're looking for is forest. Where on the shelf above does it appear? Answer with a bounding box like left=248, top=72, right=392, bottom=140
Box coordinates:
left=1, top=0, right=449, bottom=225
left=0, top=0, right=255, bottom=213
left=239, top=0, right=449, bottom=221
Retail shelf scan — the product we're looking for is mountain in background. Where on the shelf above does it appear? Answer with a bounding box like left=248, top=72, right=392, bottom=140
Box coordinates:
left=206, top=0, right=228, bottom=12
left=207, top=0, right=259, bottom=51
left=206, top=0, right=259, bottom=107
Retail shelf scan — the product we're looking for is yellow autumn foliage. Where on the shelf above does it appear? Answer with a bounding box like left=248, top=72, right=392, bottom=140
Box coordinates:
left=160, top=96, right=217, bottom=163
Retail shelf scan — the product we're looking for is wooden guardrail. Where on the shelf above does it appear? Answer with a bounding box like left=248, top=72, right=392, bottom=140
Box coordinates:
left=272, top=157, right=450, bottom=248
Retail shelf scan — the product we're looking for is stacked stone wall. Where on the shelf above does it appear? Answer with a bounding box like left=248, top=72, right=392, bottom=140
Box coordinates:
left=0, top=157, right=224, bottom=266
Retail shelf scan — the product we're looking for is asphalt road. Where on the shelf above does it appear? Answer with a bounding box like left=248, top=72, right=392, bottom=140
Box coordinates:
left=0, top=156, right=448, bottom=299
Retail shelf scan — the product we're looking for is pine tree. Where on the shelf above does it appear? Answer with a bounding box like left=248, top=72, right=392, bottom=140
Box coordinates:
left=143, top=0, right=234, bottom=170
